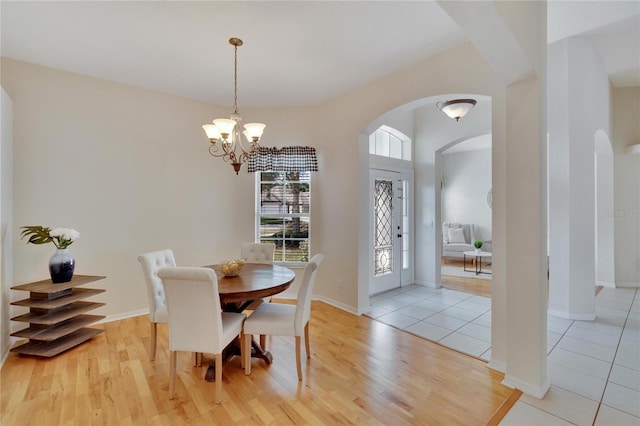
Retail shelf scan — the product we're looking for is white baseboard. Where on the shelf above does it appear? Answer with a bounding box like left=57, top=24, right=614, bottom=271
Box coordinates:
left=413, top=279, right=442, bottom=289
left=488, top=358, right=506, bottom=373
left=547, top=308, right=597, bottom=321
left=42, top=298, right=359, bottom=328
left=616, top=281, right=640, bottom=288
left=502, top=374, right=550, bottom=399
left=597, top=281, right=616, bottom=288
left=313, top=295, right=358, bottom=315
left=97, top=308, right=148, bottom=324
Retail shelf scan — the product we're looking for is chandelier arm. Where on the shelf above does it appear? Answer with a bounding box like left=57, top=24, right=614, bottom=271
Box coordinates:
left=208, top=139, right=236, bottom=157
left=237, top=150, right=252, bottom=166
left=234, top=133, right=252, bottom=156
left=230, top=122, right=261, bottom=159
left=226, top=152, right=235, bottom=163
left=208, top=144, right=229, bottom=158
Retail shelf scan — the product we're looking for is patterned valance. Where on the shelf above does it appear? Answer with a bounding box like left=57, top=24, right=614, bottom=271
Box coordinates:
left=247, top=146, right=319, bottom=173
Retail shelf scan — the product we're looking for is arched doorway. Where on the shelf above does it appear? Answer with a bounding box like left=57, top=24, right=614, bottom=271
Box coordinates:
left=358, top=94, right=496, bottom=360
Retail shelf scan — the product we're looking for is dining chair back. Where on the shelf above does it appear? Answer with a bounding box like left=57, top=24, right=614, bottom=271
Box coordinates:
left=241, top=242, right=276, bottom=313
left=137, top=249, right=176, bottom=360
left=241, top=242, right=275, bottom=264
left=243, top=253, right=324, bottom=380
left=294, top=253, right=324, bottom=335
left=158, top=266, right=245, bottom=403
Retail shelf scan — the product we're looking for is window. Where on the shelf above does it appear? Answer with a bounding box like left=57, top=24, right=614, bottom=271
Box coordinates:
left=401, top=180, right=409, bottom=269
left=369, top=125, right=411, bottom=161
left=256, top=171, right=311, bottom=263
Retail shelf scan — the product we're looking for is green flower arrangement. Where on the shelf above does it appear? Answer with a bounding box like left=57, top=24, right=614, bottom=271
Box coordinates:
left=473, top=240, right=484, bottom=249
left=20, top=226, right=80, bottom=249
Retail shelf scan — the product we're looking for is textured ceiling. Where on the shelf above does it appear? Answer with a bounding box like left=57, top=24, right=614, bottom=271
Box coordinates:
left=2, top=1, right=638, bottom=108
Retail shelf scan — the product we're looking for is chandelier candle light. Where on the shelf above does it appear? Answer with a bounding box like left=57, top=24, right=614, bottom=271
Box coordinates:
left=202, top=37, right=265, bottom=174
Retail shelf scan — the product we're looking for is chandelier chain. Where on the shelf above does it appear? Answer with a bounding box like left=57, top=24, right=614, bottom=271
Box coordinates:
left=233, top=42, right=239, bottom=114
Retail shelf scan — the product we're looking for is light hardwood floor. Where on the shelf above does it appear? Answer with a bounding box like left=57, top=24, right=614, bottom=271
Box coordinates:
left=441, top=258, right=492, bottom=298
left=2, top=301, right=512, bottom=425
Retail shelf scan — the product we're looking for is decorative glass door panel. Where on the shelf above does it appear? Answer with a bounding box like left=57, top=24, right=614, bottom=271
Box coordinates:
left=374, top=179, right=393, bottom=276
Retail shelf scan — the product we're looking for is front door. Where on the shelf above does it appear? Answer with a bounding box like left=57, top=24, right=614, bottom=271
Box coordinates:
left=369, top=169, right=403, bottom=295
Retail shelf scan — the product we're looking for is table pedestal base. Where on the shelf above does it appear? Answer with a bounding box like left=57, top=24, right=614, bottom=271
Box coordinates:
left=204, top=337, right=272, bottom=382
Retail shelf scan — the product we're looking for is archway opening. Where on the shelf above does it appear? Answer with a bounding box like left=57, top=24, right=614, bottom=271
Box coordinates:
left=358, top=94, right=495, bottom=361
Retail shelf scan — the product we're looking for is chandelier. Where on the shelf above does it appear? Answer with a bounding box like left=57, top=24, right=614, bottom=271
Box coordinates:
left=202, top=38, right=265, bottom=174
left=436, top=98, right=477, bottom=122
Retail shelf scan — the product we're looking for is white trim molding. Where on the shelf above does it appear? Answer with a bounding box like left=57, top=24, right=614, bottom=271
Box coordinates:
left=413, top=279, right=442, bottom=289
left=314, top=295, right=358, bottom=315
left=616, top=281, right=640, bottom=288
left=596, top=281, right=616, bottom=288
left=98, top=308, right=148, bottom=325
left=547, top=308, right=597, bottom=321
left=502, top=375, right=550, bottom=399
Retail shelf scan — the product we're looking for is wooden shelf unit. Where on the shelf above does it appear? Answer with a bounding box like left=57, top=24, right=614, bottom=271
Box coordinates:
left=10, top=275, right=106, bottom=357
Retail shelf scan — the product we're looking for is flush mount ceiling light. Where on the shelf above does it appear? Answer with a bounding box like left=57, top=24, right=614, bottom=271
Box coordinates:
left=202, top=37, right=265, bottom=174
left=436, top=99, right=477, bottom=122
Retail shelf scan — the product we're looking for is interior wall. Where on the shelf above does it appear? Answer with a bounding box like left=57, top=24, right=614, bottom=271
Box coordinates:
left=1, top=87, right=14, bottom=363
left=1, top=58, right=277, bottom=321
left=442, top=148, right=492, bottom=242
left=612, top=87, right=640, bottom=286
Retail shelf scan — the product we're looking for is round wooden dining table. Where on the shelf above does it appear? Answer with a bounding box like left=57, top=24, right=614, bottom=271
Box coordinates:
left=209, top=263, right=296, bottom=307
left=202, top=263, right=296, bottom=381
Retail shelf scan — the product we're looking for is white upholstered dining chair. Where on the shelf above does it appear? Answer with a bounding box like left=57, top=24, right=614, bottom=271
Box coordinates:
left=243, top=254, right=324, bottom=381
left=137, top=249, right=176, bottom=360
left=241, top=242, right=275, bottom=264
left=158, top=266, right=245, bottom=404
left=241, top=242, right=276, bottom=319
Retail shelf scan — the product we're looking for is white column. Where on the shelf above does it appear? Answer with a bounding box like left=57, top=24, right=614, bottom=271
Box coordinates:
left=548, top=38, right=610, bottom=318
left=503, top=75, right=549, bottom=397
left=1, top=87, right=15, bottom=357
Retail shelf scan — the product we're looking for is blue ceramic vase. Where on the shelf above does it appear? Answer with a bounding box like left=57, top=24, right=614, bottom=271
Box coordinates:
left=49, top=248, right=75, bottom=283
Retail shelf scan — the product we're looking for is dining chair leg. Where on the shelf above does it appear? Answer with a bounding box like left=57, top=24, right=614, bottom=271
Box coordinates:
left=169, top=350, right=177, bottom=399
left=244, top=334, right=252, bottom=375
left=214, top=353, right=223, bottom=404
left=304, top=322, right=311, bottom=358
left=295, top=336, right=302, bottom=381
left=239, top=333, right=245, bottom=369
left=194, top=352, right=202, bottom=367
left=150, top=322, right=157, bottom=360
left=260, top=335, right=266, bottom=349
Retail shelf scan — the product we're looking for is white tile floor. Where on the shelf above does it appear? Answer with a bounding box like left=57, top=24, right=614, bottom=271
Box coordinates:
left=366, top=285, right=640, bottom=425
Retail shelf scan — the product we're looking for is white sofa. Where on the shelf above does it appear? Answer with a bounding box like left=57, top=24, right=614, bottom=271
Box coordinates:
left=442, top=222, right=490, bottom=262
